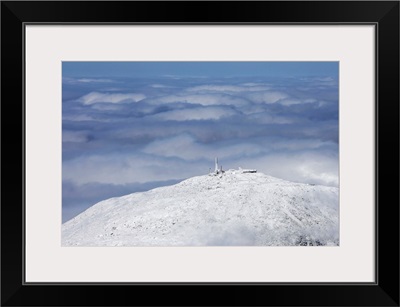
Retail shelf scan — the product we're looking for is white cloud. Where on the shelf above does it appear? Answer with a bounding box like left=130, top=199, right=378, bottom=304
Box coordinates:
left=142, top=134, right=204, bottom=160
left=63, top=77, right=115, bottom=84
left=186, top=84, right=270, bottom=93
left=142, top=134, right=266, bottom=161
left=315, top=77, right=334, bottom=82
left=278, top=98, right=316, bottom=106
left=150, top=84, right=174, bottom=88
left=102, top=87, right=124, bottom=92
left=231, top=152, right=338, bottom=187
left=248, top=112, right=294, bottom=124
left=246, top=91, right=289, bottom=104
left=78, top=92, right=146, bottom=105
left=63, top=114, right=96, bottom=122
left=63, top=146, right=338, bottom=188
left=63, top=131, right=89, bottom=143
left=150, top=106, right=238, bottom=121
left=144, top=93, right=249, bottom=107
left=89, top=103, right=123, bottom=111
left=268, top=138, right=335, bottom=151
left=62, top=153, right=207, bottom=185
left=240, top=82, right=269, bottom=87
left=76, top=78, right=114, bottom=83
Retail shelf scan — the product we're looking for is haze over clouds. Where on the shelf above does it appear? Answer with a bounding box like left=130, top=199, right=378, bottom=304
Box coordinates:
left=62, top=62, right=338, bottom=222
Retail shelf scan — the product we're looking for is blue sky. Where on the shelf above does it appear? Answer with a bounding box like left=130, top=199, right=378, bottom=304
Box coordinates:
left=63, top=62, right=338, bottom=78
left=62, top=62, right=339, bottom=222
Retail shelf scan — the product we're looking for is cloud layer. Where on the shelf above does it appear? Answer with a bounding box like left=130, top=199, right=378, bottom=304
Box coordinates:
left=78, top=92, right=146, bottom=105
left=62, top=69, right=338, bottom=222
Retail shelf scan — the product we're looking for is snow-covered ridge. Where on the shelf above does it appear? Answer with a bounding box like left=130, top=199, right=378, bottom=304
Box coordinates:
left=62, top=170, right=339, bottom=246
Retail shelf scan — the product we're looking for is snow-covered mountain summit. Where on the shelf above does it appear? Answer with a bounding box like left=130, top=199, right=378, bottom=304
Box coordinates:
left=62, top=170, right=339, bottom=246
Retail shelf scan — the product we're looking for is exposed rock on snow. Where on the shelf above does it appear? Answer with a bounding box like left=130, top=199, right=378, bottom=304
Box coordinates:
left=62, top=170, right=339, bottom=246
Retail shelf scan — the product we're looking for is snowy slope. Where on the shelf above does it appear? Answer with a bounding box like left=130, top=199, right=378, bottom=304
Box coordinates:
left=62, top=170, right=339, bottom=246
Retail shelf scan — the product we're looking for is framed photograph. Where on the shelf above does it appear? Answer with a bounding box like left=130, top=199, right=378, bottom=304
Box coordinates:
left=1, top=1, right=399, bottom=306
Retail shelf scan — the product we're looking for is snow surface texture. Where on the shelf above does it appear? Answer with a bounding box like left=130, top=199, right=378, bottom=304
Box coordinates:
left=62, top=170, right=339, bottom=246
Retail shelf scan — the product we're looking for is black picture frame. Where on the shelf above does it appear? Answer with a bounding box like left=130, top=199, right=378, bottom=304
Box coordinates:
left=1, top=1, right=399, bottom=306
